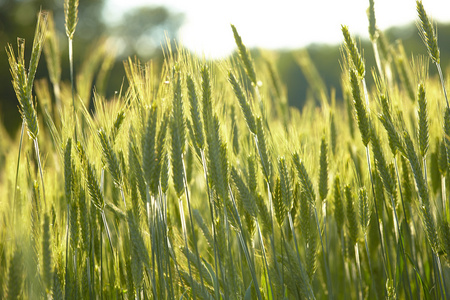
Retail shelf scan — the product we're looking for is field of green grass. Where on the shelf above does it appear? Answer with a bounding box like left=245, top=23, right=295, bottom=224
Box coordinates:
left=1, top=0, right=450, bottom=299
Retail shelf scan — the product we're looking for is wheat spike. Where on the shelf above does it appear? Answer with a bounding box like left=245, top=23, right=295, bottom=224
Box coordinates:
left=272, top=177, right=285, bottom=226
left=444, top=108, right=450, bottom=169
left=439, top=138, right=448, bottom=176
left=403, top=131, right=428, bottom=205
left=228, top=71, right=257, bottom=134
left=7, top=43, right=39, bottom=140
left=438, top=219, right=450, bottom=265
left=7, top=250, right=23, bottom=300
left=27, top=11, right=48, bottom=97
left=256, top=116, right=271, bottom=181
left=99, top=128, right=122, bottom=188
left=231, top=24, right=257, bottom=85
left=350, top=69, right=371, bottom=146
left=417, top=83, right=429, bottom=157
left=187, top=73, right=205, bottom=150
left=416, top=0, right=440, bottom=64
left=278, top=156, right=293, bottom=212
left=358, top=188, right=371, bottom=235
left=318, top=137, right=328, bottom=201
left=342, top=25, right=365, bottom=78
left=345, top=185, right=359, bottom=244
left=64, top=0, right=79, bottom=39
left=170, top=73, right=186, bottom=198
left=330, top=112, right=337, bottom=156
left=77, top=142, right=104, bottom=210
left=367, top=0, right=377, bottom=41
left=43, top=12, right=61, bottom=88
left=372, top=130, right=395, bottom=196
left=333, top=175, right=345, bottom=235
left=378, top=94, right=405, bottom=156
left=292, top=152, right=316, bottom=205
left=110, top=110, right=126, bottom=144
left=64, top=138, right=72, bottom=204
left=143, top=104, right=158, bottom=187
left=230, top=167, right=258, bottom=219
left=42, top=213, right=52, bottom=292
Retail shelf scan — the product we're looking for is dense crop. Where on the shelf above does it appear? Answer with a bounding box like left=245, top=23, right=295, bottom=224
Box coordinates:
left=1, top=1, right=449, bottom=299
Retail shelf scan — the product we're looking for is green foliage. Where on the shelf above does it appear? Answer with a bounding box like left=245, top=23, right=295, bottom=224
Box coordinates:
left=2, top=3, right=450, bottom=299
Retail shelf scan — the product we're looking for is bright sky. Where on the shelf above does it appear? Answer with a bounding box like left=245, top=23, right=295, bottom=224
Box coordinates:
left=105, top=0, right=450, bottom=59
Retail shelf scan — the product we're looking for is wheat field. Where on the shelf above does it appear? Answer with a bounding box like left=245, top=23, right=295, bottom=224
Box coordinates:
left=0, top=1, right=449, bottom=299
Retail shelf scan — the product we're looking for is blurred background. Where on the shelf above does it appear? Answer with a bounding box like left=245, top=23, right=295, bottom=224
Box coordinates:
left=1, top=0, right=450, bottom=137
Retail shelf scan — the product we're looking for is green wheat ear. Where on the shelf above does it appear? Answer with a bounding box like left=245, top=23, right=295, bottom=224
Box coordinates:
left=367, top=0, right=377, bottom=41
left=438, top=219, right=450, bottom=264
left=439, top=138, right=448, bottom=176
left=403, top=130, right=428, bottom=205
left=342, top=25, right=365, bottom=78
left=231, top=24, right=257, bottom=85
left=65, top=0, right=79, bottom=39
left=444, top=108, right=450, bottom=167
left=64, top=138, right=72, bottom=204
left=187, top=73, right=204, bottom=150
left=350, top=69, right=371, bottom=146
left=28, top=11, right=48, bottom=94
left=170, top=72, right=186, bottom=198
left=7, top=12, right=48, bottom=140
left=7, top=250, right=23, bottom=300
left=371, top=130, right=395, bottom=197
left=416, top=0, right=440, bottom=64
left=231, top=104, right=240, bottom=155
left=98, top=128, right=122, bottom=188
left=228, top=71, right=257, bottom=134
left=42, top=213, right=52, bottom=292
left=358, top=187, right=370, bottom=235
left=43, top=12, right=61, bottom=89
left=344, top=185, right=359, bottom=244
left=77, top=142, right=104, bottom=210
left=230, top=167, right=258, bottom=219
left=330, top=112, right=337, bottom=156
left=318, top=136, right=328, bottom=201
left=333, top=175, right=345, bottom=235
left=142, top=104, right=158, bottom=188
left=278, top=156, right=293, bottom=210
left=417, top=83, right=429, bottom=157
left=378, top=94, right=405, bottom=156
left=256, top=116, right=271, bottom=181
left=292, top=153, right=316, bottom=206
left=273, top=177, right=285, bottom=226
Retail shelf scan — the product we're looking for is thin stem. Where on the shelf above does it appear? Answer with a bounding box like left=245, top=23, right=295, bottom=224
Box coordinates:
left=364, top=235, right=379, bottom=299
left=255, top=219, right=274, bottom=300
left=436, top=62, right=449, bottom=109
left=287, top=212, right=315, bottom=298
left=366, top=147, right=389, bottom=278
left=65, top=203, right=70, bottom=298
left=433, top=252, right=447, bottom=300
left=200, top=149, right=222, bottom=299
left=182, top=156, right=205, bottom=293
left=178, top=196, right=195, bottom=300
left=371, top=40, right=384, bottom=80
left=228, top=187, right=263, bottom=300
left=68, top=37, right=77, bottom=142
left=442, top=176, right=448, bottom=221
left=394, top=157, right=421, bottom=299
left=34, top=138, right=46, bottom=204
left=313, top=206, right=334, bottom=299
left=355, top=243, right=363, bottom=300
left=12, top=121, right=25, bottom=227
left=388, top=192, right=413, bottom=299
